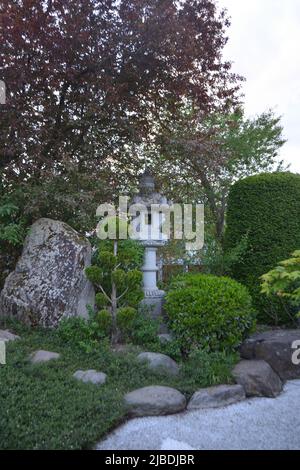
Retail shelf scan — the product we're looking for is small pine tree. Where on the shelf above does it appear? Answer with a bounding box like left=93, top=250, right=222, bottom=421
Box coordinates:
left=85, top=217, right=144, bottom=344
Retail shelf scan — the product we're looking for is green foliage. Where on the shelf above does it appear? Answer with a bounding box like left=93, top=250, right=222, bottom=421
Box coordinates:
left=181, top=349, right=238, bottom=388
left=95, top=292, right=108, bottom=309
left=96, top=310, right=112, bottom=337
left=158, top=338, right=183, bottom=363
left=98, top=251, right=117, bottom=270
left=165, top=273, right=255, bottom=354
left=261, top=250, right=300, bottom=322
left=225, top=172, right=300, bottom=325
left=0, top=202, right=26, bottom=246
left=88, top=240, right=143, bottom=303
left=85, top=235, right=144, bottom=343
left=111, top=269, right=127, bottom=288
left=57, top=316, right=101, bottom=353
left=196, top=227, right=249, bottom=276
left=96, top=238, right=144, bottom=270
left=0, top=194, right=27, bottom=287
left=85, top=266, right=103, bottom=285
left=128, top=306, right=160, bottom=347
left=156, top=108, right=286, bottom=239
left=0, top=320, right=239, bottom=449
left=0, top=173, right=112, bottom=288
left=117, top=307, right=138, bottom=337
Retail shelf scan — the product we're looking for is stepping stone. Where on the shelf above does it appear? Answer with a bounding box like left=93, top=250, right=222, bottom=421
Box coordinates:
left=232, top=360, right=283, bottom=398
left=137, top=352, right=179, bottom=376
left=124, top=385, right=186, bottom=417
left=187, top=384, right=245, bottom=410
left=0, top=329, right=20, bottom=342
left=240, top=329, right=300, bottom=381
left=158, top=334, right=172, bottom=344
left=30, top=350, right=60, bottom=364
left=73, top=369, right=107, bottom=385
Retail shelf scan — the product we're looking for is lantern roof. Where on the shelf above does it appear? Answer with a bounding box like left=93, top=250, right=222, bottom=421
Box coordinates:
left=132, top=169, right=168, bottom=206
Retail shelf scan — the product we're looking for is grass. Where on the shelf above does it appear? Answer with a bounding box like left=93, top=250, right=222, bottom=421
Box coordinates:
left=0, top=320, right=238, bottom=450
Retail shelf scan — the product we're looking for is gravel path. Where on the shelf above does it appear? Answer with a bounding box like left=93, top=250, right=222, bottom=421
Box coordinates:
left=96, top=380, right=300, bottom=450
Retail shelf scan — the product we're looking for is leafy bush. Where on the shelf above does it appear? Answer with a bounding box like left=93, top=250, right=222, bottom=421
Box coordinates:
left=165, top=273, right=255, bottom=354
left=128, top=305, right=160, bottom=347
left=57, top=316, right=101, bottom=352
left=261, top=250, right=300, bottom=323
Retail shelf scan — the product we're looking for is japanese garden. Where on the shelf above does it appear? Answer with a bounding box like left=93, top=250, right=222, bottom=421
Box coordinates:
left=0, top=0, right=300, bottom=452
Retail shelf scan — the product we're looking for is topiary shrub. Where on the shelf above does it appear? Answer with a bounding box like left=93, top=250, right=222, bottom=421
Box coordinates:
left=224, top=172, right=300, bottom=325
left=85, top=218, right=144, bottom=344
left=165, top=273, right=255, bottom=354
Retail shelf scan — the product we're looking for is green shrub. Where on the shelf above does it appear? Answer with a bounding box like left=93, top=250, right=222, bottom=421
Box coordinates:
left=129, top=306, right=160, bottom=347
left=57, top=316, right=100, bottom=352
left=165, top=273, right=255, bottom=354
left=158, top=338, right=182, bottom=362
left=224, top=172, right=300, bottom=324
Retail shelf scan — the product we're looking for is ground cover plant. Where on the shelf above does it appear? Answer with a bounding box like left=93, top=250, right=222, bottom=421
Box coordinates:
left=0, top=318, right=238, bottom=450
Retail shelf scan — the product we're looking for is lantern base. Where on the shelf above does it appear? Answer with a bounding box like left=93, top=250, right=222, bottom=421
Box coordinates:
left=140, top=288, right=166, bottom=324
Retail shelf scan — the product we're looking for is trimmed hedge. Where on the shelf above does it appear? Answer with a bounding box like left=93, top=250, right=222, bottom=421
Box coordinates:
left=224, top=172, right=300, bottom=324
left=165, top=273, right=255, bottom=354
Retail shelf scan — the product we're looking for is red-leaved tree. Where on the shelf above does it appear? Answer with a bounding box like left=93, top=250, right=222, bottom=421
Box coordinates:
left=0, top=0, right=242, bottom=186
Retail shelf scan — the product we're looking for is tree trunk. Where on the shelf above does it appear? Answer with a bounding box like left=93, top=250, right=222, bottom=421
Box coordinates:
left=111, top=280, right=118, bottom=345
left=111, top=240, right=118, bottom=345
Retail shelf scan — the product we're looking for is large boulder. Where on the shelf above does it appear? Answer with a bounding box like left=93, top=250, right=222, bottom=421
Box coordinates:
left=232, top=360, right=283, bottom=398
left=240, top=329, right=300, bottom=381
left=124, top=386, right=186, bottom=417
left=187, top=384, right=245, bottom=410
left=0, top=218, right=95, bottom=327
left=137, top=352, right=179, bottom=376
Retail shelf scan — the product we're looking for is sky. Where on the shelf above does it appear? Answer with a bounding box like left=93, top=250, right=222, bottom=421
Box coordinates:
left=217, top=0, right=300, bottom=172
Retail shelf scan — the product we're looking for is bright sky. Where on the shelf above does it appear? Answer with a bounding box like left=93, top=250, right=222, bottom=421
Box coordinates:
left=217, top=0, right=300, bottom=172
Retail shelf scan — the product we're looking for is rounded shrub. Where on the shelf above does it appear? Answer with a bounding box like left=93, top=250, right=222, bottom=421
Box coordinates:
left=224, top=172, right=300, bottom=324
left=165, top=273, right=255, bottom=354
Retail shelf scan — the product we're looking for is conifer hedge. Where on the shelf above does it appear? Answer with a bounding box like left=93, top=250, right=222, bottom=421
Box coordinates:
left=224, top=172, right=300, bottom=324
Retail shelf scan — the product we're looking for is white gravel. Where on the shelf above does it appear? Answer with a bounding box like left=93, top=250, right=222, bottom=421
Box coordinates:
left=96, top=380, right=300, bottom=450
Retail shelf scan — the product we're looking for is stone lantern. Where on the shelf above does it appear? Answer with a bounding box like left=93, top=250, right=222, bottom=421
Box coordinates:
left=131, top=170, right=170, bottom=321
